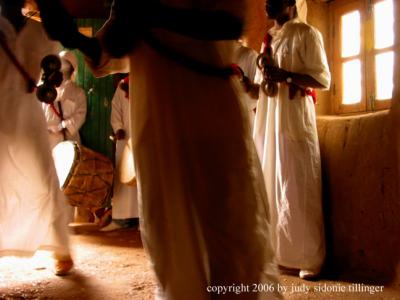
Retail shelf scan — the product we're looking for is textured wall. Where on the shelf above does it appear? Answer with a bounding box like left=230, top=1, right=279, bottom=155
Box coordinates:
left=317, top=112, right=400, bottom=283
left=242, top=0, right=269, bottom=51
left=314, top=1, right=400, bottom=283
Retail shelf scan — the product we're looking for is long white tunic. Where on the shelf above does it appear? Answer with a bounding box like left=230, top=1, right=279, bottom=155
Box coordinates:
left=42, top=79, right=87, bottom=149
left=0, top=17, right=71, bottom=257
left=110, top=86, right=138, bottom=219
left=88, top=1, right=280, bottom=299
left=253, top=18, right=331, bottom=271
left=234, top=43, right=259, bottom=129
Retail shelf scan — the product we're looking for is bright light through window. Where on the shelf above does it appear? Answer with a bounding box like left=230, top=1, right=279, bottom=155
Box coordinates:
left=341, top=11, right=360, bottom=58
left=343, top=59, right=361, bottom=104
left=375, top=51, right=394, bottom=100
left=374, top=0, right=394, bottom=49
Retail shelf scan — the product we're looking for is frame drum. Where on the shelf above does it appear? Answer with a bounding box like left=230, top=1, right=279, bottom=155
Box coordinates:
left=52, top=141, right=114, bottom=210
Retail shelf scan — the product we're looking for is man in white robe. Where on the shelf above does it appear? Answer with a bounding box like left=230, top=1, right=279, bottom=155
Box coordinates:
left=41, top=50, right=88, bottom=223
left=234, top=42, right=259, bottom=129
left=101, top=76, right=139, bottom=231
left=253, top=0, right=331, bottom=279
left=42, top=51, right=87, bottom=150
left=36, top=0, right=281, bottom=298
left=0, top=0, right=73, bottom=275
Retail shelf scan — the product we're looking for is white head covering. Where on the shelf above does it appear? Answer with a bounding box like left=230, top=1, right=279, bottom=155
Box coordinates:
left=59, top=50, right=78, bottom=72
left=296, top=0, right=308, bottom=22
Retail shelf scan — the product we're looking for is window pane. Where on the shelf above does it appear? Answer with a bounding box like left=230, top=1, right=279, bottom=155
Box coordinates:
left=374, top=0, right=394, bottom=49
left=342, top=59, right=362, bottom=104
left=375, top=51, right=394, bottom=100
left=341, top=11, right=360, bottom=58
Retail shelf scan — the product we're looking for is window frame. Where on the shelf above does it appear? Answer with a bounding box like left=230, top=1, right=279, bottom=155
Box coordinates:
left=331, top=0, right=397, bottom=114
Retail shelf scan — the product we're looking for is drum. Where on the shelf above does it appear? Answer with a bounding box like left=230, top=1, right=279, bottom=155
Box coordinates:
left=52, top=141, right=114, bottom=210
left=118, top=138, right=136, bottom=186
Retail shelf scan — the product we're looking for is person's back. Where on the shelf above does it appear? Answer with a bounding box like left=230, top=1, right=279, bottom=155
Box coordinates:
left=106, top=3, right=280, bottom=297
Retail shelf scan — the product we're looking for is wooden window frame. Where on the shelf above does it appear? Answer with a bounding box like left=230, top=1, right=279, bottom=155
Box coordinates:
left=331, top=0, right=396, bottom=114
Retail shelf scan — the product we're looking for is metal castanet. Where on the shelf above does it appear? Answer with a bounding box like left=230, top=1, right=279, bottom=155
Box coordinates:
left=257, top=33, right=278, bottom=97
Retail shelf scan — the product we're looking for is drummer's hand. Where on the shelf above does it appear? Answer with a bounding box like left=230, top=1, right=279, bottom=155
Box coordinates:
left=115, top=129, right=126, bottom=140
left=48, top=123, right=63, bottom=133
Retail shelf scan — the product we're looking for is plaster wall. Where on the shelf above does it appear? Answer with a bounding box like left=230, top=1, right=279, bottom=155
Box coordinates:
left=317, top=112, right=400, bottom=283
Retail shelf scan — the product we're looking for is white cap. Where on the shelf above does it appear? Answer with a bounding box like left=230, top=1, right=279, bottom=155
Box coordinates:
left=59, top=50, right=78, bottom=72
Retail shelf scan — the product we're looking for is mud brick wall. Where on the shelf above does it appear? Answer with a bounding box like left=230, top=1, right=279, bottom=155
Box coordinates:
left=317, top=112, right=400, bottom=284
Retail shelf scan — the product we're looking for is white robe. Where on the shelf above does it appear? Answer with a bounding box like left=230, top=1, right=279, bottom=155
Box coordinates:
left=0, top=17, right=71, bottom=257
left=42, top=79, right=87, bottom=149
left=88, top=1, right=280, bottom=299
left=110, top=86, right=138, bottom=219
left=253, top=18, right=331, bottom=271
left=234, top=43, right=258, bottom=129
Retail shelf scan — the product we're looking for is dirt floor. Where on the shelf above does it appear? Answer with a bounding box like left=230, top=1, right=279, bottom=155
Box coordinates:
left=1, top=224, right=399, bottom=300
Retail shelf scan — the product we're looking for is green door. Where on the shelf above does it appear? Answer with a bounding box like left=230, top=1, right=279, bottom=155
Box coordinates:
left=75, top=19, right=116, bottom=160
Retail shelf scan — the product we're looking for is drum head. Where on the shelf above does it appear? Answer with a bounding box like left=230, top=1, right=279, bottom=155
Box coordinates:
left=52, top=141, right=77, bottom=189
left=119, top=138, right=136, bottom=185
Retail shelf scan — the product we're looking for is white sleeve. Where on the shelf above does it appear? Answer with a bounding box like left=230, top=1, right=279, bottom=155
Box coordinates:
left=236, top=45, right=258, bottom=82
left=301, top=27, right=331, bottom=90
left=64, top=88, right=87, bottom=136
left=110, top=87, right=125, bottom=132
